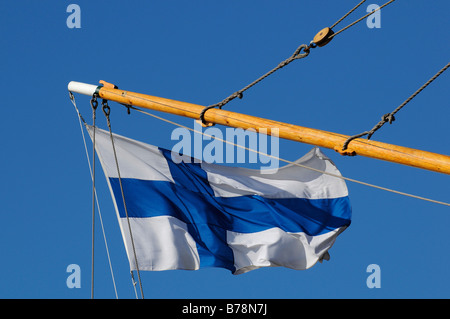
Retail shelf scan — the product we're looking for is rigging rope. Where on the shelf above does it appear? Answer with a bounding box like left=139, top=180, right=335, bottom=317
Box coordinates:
left=343, top=61, right=450, bottom=150
left=199, top=0, right=396, bottom=126
left=70, top=93, right=145, bottom=298
left=69, top=93, right=119, bottom=299
left=330, top=0, right=367, bottom=30
left=101, top=100, right=145, bottom=299
left=329, top=0, right=396, bottom=40
left=90, top=95, right=98, bottom=299
left=127, top=105, right=450, bottom=208
left=199, top=43, right=311, bottom=126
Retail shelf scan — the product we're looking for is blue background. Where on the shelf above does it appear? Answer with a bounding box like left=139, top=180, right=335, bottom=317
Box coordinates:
left=1, top=1, right=449, bottom=298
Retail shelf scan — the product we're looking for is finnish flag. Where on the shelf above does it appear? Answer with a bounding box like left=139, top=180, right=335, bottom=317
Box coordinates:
left=88, top=126, right=351, bottom=275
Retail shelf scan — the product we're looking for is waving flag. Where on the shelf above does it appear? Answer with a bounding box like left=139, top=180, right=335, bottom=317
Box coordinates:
left=88, top=126, right=351, bottom=275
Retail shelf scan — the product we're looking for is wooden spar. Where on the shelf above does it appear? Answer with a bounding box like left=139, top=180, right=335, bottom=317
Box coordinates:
left=68, top=81, right=450, bottom=175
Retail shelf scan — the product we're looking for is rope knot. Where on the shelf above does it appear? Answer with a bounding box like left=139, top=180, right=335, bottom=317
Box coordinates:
left=383, top=113, right=396, bottom=124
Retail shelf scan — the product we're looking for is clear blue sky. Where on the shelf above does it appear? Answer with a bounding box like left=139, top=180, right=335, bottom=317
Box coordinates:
left=1, top=1, right=449, bottom=299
